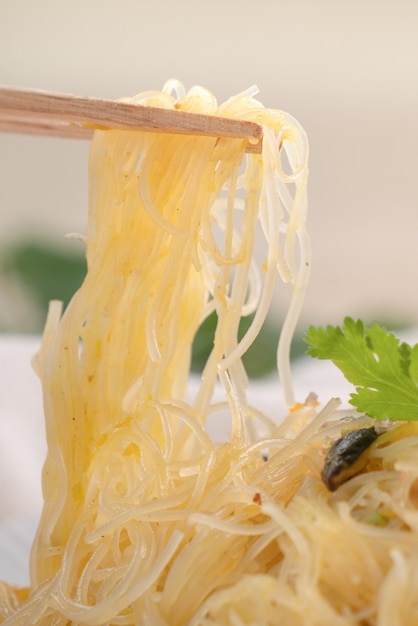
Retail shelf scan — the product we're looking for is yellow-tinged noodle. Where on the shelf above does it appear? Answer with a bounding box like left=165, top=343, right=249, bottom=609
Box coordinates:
left=2, top=82, right=418, bottom=626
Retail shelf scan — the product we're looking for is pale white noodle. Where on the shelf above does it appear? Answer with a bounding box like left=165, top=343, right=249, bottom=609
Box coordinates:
left=2, top=82, right=417, bottom=626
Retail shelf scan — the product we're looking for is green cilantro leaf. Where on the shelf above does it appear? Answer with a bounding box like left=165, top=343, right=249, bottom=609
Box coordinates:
left=305, top=317, right=418, bottom=421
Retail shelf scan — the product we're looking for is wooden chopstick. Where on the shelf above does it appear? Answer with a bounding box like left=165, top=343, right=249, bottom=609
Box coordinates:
left=0, top=86, right=263, bottom=152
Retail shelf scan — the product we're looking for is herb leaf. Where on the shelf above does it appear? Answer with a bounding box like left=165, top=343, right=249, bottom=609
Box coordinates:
left=305, top=317, right=418, bottom=421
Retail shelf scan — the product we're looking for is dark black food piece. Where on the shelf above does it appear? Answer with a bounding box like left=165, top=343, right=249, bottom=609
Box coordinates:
left=322, top=426, right=379, bottom=491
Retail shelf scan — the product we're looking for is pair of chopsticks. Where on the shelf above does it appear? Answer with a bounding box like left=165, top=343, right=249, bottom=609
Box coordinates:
left=0, top=86, right=263, bottom=152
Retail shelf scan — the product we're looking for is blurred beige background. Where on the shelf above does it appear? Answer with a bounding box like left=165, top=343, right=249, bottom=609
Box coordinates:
left=1, top=0, right=418, bottom=330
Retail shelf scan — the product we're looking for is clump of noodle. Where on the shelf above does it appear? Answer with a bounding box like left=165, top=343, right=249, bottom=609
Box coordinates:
left=4, top=82, right=418, bottom=625
left=0, top=81, right=310, bottom=623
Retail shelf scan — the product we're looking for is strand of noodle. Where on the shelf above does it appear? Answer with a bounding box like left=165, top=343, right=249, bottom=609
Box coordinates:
left=192, top=348, right=224, bottom=421
left=151, top=138, right=204, bottom=229
left=218, top=97, right=265, bottom=124
left=199, top=484, right=264, bottom=514
left=124, top=90, right=176, bottom=108
left=198, top=216, right=244, bottom=267
left=128, top=433, right=175, bottom=500
left=277, top=123, right=309, bottom=183
left=186, top=462, right=215, bottom=505
left=220, top=177, right=260, bottom=326
left=30, top=395, right=70, bottom=582
left=0, top=584, right=20, bottom=622
left=156, top=402, right=216, bottom=507
left=276, top=142, right=306, bottom=185
left=341, top=604, right=377, bottom=624
left=243, top=405, right=263, bottom=446
left=162, top=78, right=187, bottom=99
left=31, top=443, right=67, bottom=536
left=144, top=247, right=193, bottom=363
left=95, top=524, right=156, bottom=602
left=176, top=452, right=215, bottom=509
left=258, top=132, right=292, bottom=284
left=178, top=465, right=201, bottom=477
left=335, top=499, right=414, bottom=544
left=283, top=172, right=308, bottom=278
left=218, top=339, right=249, bottom=411
left=55, top=531, right=184, bottom=625
left=85, top=493, right=189, bottom=544
left=122, top=375, right=144, bottom=413
left=193, top=229, right=241, bottom=418
left=239, top=260, right=262, bottom=316
left=307, top=413, right=372, bottom=448
left=261, top=501, right=311, bottom=573
left=225, top=195, right=256, bottom=392
left=335, top=475, right=397, bottom=514
left=94, top=453, right=153, bottom=512
left=151, top=231, right=201, bottom=345
left=221, top=84, right=260, bottom=103
left=138, top=152, right=189, bottom=238
left=75, top=541, right=110, bottom=604
left=196, top=150, right=249, bottom=269
left=242, top=406, right=279, bottom=436
left=31, top=303, right=69, bottom=580
left=32, top=299, right=63, bottom=376
left=135, top=595, right=167, bottom=626
left=126, top=471, right=159, bottom=509
left=91, top=452, right=154, bottom=504
left=115, top=524, right=156, bottom=580
left=288, top=492, right=391, bottom=594
left=199, top=259, right=223, bottom=306
left=378, top=549, right=412, bottom=626
left=160, top=400, right=214, bottom=454
left=188, top=513, right=277, bottom=536
left=370, top=487, right=418, bottom=529
left=218, top=368, right=248, bottom=445
left=239, top=524, right=286, bottom=567
left=254, top=398, right=341, bottom=475
left=103, top=510, right=194, bottom=523
left=372, top=434, right=418, bottom=462
left=198, top=194, right=248, bottom=268
left=213, top=190, right=244, bottom=263
left=277, top=225, right=311, bottom=407
left=198, top=249, right=262, bottom=319
left=219, top=253, right=277, bottom=371
left=282, top=216, right=299, bottom=280
left=93, top=454, right=160, bottom=512
left=147, top=402, right=175, bottom=462
left=233, top=437, right=291, bottom=471
left=143, top=143, right=217, bottom=365
left=3, top=578, right=60, bottom=625
left=220, top=290, right=257, bottom=402
left=53, top=517, right=89, bottom=606
left=201, top=200, right=261, bottom=316
left=273, top=172, right=294, bottom=218
left=182, top=85, right=218, bottom=110
left=219, top=133, right=291, bottom=373
left=205, top=401, right=278, bottom=439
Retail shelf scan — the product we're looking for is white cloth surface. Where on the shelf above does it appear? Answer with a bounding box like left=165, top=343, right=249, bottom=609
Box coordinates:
left=0, top=335, right=46, bottom=519
left=0, top=335, right=45, bottom=586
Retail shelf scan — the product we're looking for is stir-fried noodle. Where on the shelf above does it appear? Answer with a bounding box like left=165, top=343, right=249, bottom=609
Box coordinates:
left=1, top=82, right=417, bottom=626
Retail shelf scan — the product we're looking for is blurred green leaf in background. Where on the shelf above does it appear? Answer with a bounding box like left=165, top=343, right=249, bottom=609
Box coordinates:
left=0, top=239, right=86, bottom=334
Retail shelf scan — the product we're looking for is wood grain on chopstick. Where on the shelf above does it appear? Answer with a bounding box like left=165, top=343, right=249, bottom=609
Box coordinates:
left=0, top=86, right=263, bottom=152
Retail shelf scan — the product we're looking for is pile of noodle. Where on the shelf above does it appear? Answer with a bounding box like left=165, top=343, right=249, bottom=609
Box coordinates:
left=1, top=82, right=418, bottom=626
